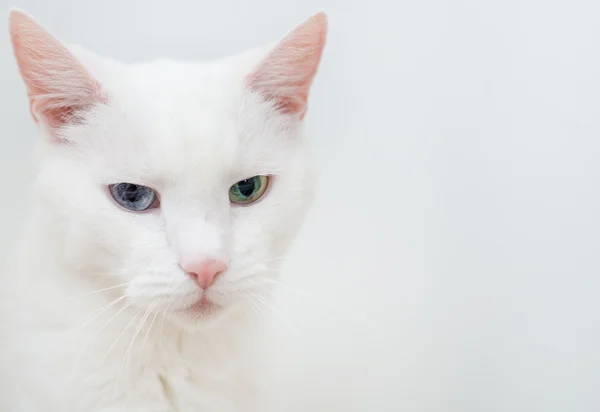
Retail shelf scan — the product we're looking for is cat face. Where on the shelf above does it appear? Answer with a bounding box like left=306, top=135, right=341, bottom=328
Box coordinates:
left=9, top=10, right=327, bottom=329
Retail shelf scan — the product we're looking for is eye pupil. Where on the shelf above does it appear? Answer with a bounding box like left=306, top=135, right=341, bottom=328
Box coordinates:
left=237, top=179, right=255, bottom=197
left=109, top=183, right=157, bottom=211
left=122, top=184, right=141, bottom=202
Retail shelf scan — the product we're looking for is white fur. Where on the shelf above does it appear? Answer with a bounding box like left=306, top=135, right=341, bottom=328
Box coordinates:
left=0, top=14, right=322, bottom=412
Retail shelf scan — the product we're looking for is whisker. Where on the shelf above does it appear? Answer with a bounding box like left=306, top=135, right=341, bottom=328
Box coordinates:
left=94, top=301, right=131, bottom=337
left=64, top=283, right=129, bottom=300
left=250, top=292, right=302, bottom=337
left=139, top=300, right=162, bottom=364
left=255, top=276, right=330, bottom=307
left=244, top=293, right=266, bottom=319
left=102, top=307, right=144, bottom=363
left=159, top=302, right=170, bottom=349
left=254, top=276, right=371, bottom=326
left=70, top=298, right=129, bottom=373
left=115, top=301, right=157, bottom=395
left=72, top=295, right=126, bottom=330
left=157, top=279, right=188, bottom=348
left=254, top=256, right=287, bottom=265
left=243, top=293, right=263, bottom=317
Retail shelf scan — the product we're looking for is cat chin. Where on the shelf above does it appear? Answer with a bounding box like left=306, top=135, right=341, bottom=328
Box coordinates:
left=168, top=299, right=245, bottom=332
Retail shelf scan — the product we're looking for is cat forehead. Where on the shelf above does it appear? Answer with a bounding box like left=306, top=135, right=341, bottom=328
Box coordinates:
left=115, top=65, right=241, bottom=146
left=74, top=44, right=268, bottom=110
left=75, top=57, right=291, bottom=186
left=106, top=61, right=243, bottom=124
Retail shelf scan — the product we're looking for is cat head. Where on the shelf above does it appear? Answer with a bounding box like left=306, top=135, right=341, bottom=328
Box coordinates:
left=8, top=9, right=327, bottom=330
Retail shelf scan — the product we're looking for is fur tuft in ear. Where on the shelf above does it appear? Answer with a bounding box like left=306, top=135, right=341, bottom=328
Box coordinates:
left=246, top=12, right=327, bottom=118
left=8, top=9, right=104, bottom=134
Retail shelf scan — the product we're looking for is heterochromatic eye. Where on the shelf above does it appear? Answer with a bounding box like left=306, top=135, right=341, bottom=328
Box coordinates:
left=229, top=176, right=269, bottom=205
left=109, top=183, right=158, bottom=211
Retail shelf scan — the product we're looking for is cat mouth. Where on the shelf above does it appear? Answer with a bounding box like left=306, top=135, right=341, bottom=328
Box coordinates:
left=177, top=296, right=221, bottom=318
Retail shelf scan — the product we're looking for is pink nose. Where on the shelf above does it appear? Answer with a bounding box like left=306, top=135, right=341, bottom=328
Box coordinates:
left=180, top=259, right=228, bottom=289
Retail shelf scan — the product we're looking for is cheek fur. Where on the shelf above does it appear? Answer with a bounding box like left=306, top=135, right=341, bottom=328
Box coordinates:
left=54, top=188, right=167, bottom=280
left=126, top=269, right=199, bottom=311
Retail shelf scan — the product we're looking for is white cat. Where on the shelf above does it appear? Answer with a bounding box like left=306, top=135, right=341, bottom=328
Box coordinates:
left=0, top=8, right=326, bottom=412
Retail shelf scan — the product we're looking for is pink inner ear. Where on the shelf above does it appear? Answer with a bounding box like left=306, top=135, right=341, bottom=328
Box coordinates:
left=28, top=101, right=82, bottom=129
left=9, top=9, right=103, bottom=131
left=247, top=12, right=327, bottom=118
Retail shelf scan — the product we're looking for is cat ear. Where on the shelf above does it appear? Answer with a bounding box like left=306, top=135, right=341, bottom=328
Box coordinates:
left=246, top=12, right=327, bottom=118
left=8, top=9, right=104, bottom=135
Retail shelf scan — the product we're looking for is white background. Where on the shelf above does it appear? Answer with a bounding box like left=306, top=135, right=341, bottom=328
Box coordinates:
left=1, top=0, right=599, bottom=411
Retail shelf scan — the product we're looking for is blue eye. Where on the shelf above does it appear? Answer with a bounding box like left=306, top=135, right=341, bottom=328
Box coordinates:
left=109, top=183, right=158, bottom=211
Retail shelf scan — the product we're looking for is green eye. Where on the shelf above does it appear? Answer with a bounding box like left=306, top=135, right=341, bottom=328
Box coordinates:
left=229, top=175, right=269, bottom=205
